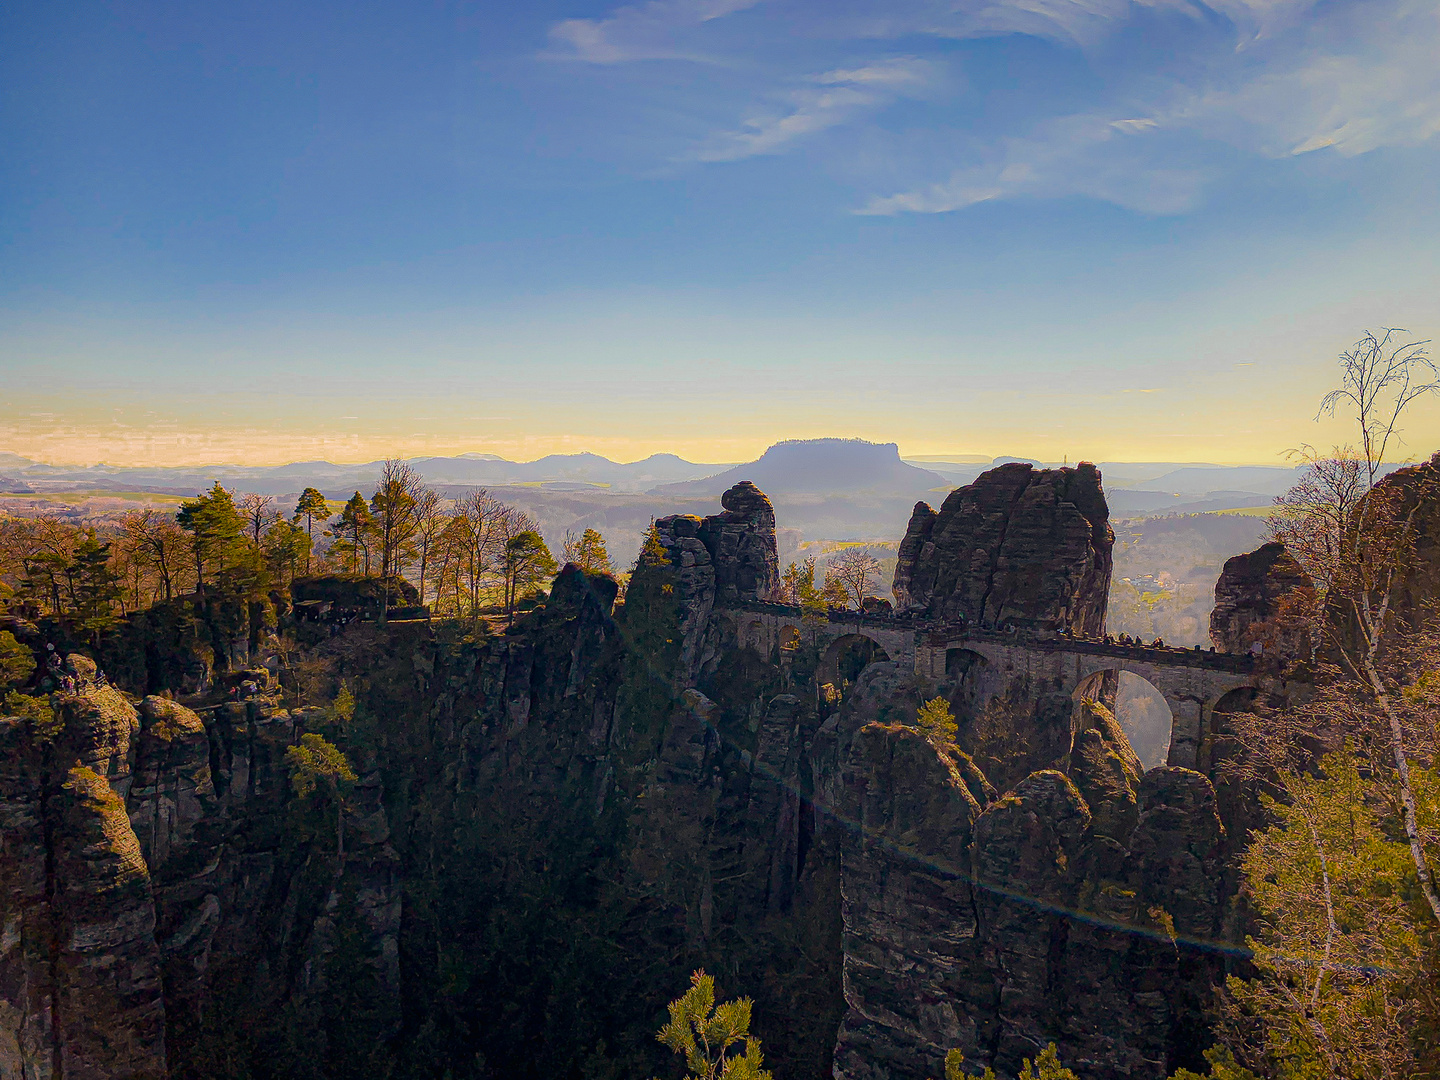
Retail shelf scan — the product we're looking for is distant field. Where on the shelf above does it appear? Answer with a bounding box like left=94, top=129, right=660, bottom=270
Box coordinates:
left=0, top=489, right=188, bottom=506
left=1215, top=506, right=1275, bottom=517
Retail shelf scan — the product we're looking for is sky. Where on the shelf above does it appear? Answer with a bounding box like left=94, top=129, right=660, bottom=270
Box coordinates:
left=2, top=0, right=1439, bottom=467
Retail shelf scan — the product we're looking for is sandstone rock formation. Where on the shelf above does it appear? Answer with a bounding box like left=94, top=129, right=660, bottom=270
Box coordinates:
left=1209, top=541, right=1312, bottom=656
left=825, top=665, right=1228, bottom=1080
left=0, top=663, right=169, bottom=1080
left=832, top=720, right=986, bottom=1080
left=699, top=481, right=780, bottom=604
left=892, top=462, right=1113, bottom=634
left=646, top=481, right=780, bottom=679
left=646, top=514, right=716, bottom=679
left=0, top=466, right=1278, bottom=1080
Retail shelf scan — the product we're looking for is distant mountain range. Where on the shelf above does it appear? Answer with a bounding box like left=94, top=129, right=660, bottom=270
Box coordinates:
left=0, top=451, right=731, bottom=496
left=0, top=439, right=1357, bottom=520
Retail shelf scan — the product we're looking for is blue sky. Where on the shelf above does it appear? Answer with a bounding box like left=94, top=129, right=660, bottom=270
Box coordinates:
left=3, top=0, right=1439, bottom=465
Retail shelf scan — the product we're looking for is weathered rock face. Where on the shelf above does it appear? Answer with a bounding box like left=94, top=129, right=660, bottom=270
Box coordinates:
left=972, top=770, right=1091, bottom=1072
left=822, top=663, right=1229, bottom=1080
left=129, top=697, right=215, bottom=874
left=0, top=669, right=170, bottom=1080
left=832, top=721, right=986, bottom=1080
left=0, top=717, right=56, bottom=1080
left=646, top=514, right=717, bottom=681
left=51, top=763, right=167, bottom=1080
left=647, top=481, right=780, bottom=680
left=892, top=463, right=1113, bottom=635
left=0, top=653, right=415, bottom=1080
left=699, top=481, right=780, bottom=604
left=1209, top=541, right=1313, bottom=655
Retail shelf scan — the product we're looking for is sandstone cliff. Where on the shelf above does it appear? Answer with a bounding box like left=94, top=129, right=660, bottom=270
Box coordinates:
left=0, top=471, right=1266, bottom=1080
left=1209, top=540, right=1312, bottom=656
left=825, top=664, right=1227, bottom=1080
left=892, top=462, right=1113, bottom=635
left=646, top=480, right=780, bottom=680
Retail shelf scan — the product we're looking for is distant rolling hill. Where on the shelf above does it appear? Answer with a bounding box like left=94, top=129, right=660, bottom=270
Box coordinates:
left=0, top=451, right=729, bottom=497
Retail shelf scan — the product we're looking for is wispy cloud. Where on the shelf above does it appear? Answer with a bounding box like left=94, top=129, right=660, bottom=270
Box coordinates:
left=543, top=0, right=1440, bottom=213
left=545, top=0, right=763, bottom=63
left=1181, top=3, right=1440, bottom=157
left=862, top=0, right=1440, bottom=213
left=691, top=58, right=937, bottom=161
left=860, top=114, right=1208, bottom=215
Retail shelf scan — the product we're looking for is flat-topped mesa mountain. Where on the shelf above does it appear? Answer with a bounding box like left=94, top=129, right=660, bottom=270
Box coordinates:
left=656, top=438, right=946, bottom=496
left=893, top=461, right=1113, bottom=635
left=0, top=464, right=1319, bottom=1080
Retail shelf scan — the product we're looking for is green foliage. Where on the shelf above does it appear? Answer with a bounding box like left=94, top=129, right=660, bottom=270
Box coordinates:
left=654, top=970, right=772, bottom=1080
left=936, top=1045, right=1082, bottom=1080
left=330, top=682, right=356, bottom=725
left=914, top=696, right=958, bottom=747
left=294, top=487, right=330, bottom=573
left=262, top=517, right=310, bottom=583
left=0, top=630, right=35, bottom=688
left=503, top=530, right=559, bottom=620
left=1168, top=1045, right=1261, bottom=1080
left=781, top=556, right=832, bottom=637
left=71, top=531, right=123, bottom=642
left=178, top=482, right=245, bottom=586
left=1224, top=744, right=1428, bottom=1078
left=295, top=487, right=330, bottom=530
left=935, top=1047, right=995, bottom=1080
left=1018, top=1044, right=1079, bottom=1080
left=3, top=690, right=57, bottom=735
left=564, top=527, right=615, bottom=575
left=285, top=732, right=357, bottom=798
left=333, top=492, right=375, bottom=574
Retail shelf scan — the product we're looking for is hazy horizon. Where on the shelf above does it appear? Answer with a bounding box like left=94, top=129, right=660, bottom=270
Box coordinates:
left=5, top=1, right=1440, bottom=467
left=0, top=442, right=1331, bottom=472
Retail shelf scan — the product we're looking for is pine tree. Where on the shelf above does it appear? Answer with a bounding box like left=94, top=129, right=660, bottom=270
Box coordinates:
left=294, top=487, right=330, bottom=574
left=654, top=970, right=772, bottom=1080
left=333, top=492, right=374, bottom=575
left=914, top=696, right=958, bottom=748
left=70, top=530, right=122, bottom=646
left=177, top=482, right=245, bottom=592
left=563, top=527, right=614, bottom=575
left=285, top=732, right=357, bottom=858
left=0, top=630, right=36, bottom=688
left=502, top=530, right=558, bottom=624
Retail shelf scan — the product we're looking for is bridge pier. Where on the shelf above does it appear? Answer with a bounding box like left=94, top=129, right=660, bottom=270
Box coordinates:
left=1163, top=696, right=1207, bottom=769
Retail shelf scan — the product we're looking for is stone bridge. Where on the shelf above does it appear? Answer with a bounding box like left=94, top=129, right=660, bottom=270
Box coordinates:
left=716, top=600, right=1298, bottom=770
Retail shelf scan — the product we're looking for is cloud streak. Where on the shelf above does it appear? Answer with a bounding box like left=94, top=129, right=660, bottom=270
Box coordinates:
left=691, top=58, right=937, bottom=161
left=545, top=0, right=763, bottom=63
left=861, top=0, right=1440, bottom=214
left=544, top=0, right=1440, bottom=214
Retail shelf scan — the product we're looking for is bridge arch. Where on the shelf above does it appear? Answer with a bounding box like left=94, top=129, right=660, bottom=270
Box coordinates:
left=1070, top=669, right=1174, bottom=771
left=941, top=647, right=995, bottom=718
left=820, top=633, right=891, bottom=691
left=1199, top=686, right=1261, bottom=775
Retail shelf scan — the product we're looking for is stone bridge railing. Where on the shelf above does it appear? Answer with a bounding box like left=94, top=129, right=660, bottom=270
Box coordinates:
left=721, top=599, right=1256, bottom=675
left=717, top=599, right=1289, bottom=769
